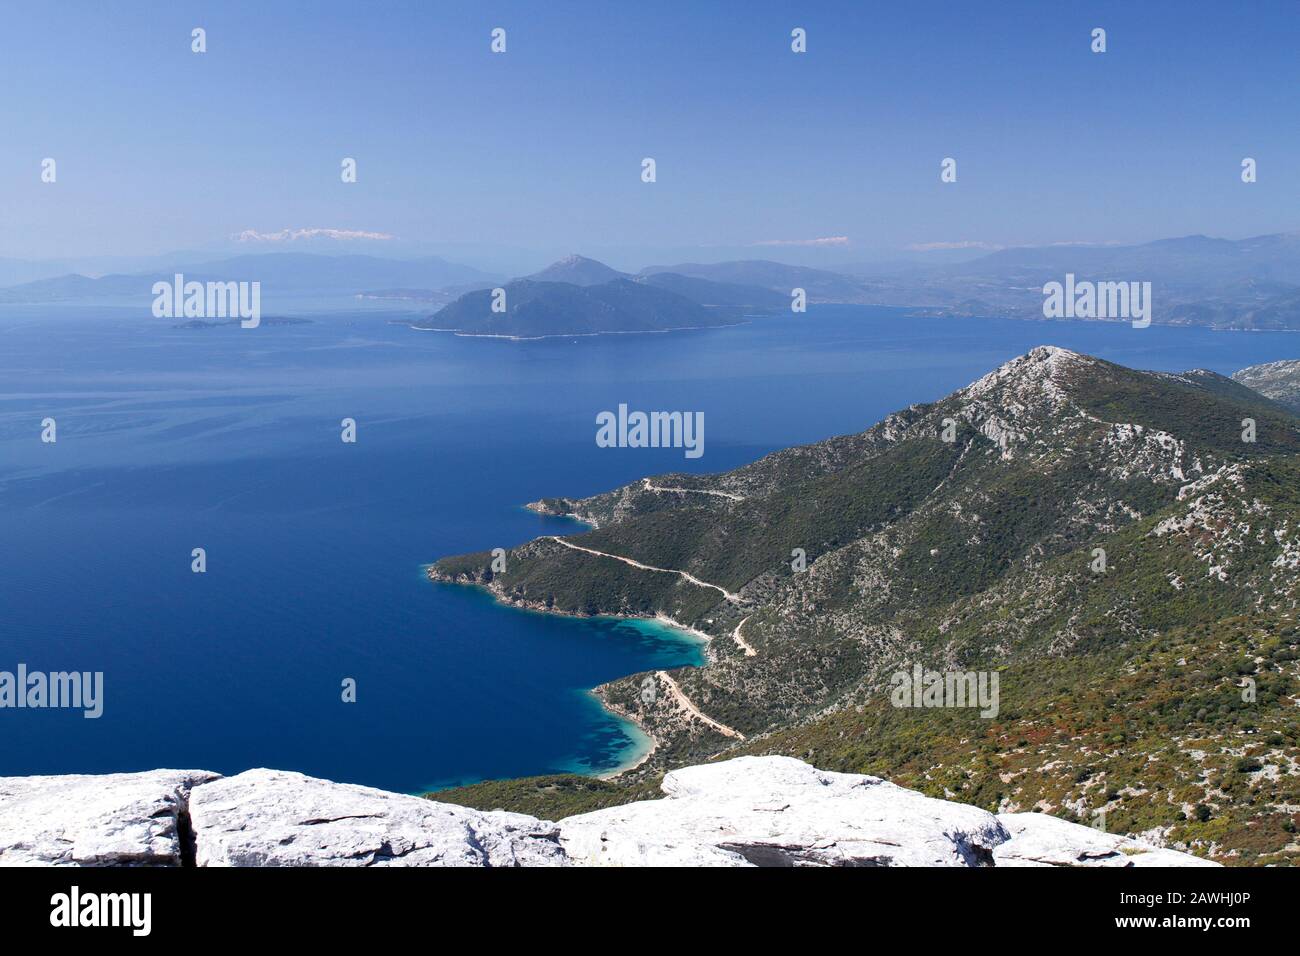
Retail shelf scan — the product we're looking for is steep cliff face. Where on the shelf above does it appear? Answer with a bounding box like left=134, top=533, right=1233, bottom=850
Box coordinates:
left=0, top=757, right=1215, bottom=868
left=429, top=348, right=1300, bottom=863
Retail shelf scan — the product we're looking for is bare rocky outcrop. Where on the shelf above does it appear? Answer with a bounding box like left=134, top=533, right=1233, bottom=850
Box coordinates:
left=0, top=769, right=218, bottom=866
left=0, top=757, right=1217, bottom=868
left=187, top=768, right=565, bottom=867
left=1233, top=357, right=1300, bottom=413
left=994, top=812, right=1221, bottom=868
left=558, top=756, right=1009, bottom=866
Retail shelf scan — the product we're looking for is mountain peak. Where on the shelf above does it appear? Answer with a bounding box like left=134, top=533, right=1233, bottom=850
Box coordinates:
left=960, top=346, right=1094, bottom=407
left=526, top=255, right=629, bottom=286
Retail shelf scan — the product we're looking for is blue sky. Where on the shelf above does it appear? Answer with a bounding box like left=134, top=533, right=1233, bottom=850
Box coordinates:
left=2, top=0, right=1298, bottom=268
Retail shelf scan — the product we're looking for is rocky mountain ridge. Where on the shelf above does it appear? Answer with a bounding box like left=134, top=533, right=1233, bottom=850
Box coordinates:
left=1233, top=358, right=1300, bottom=414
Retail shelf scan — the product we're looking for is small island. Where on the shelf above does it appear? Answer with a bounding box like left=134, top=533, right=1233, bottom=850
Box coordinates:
left=410, top=255, right=782, bottom=339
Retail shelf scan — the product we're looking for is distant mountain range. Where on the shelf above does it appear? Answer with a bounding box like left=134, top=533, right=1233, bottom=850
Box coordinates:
left=626, top=232, right=1300, bottom=330
left=8, top=232, right=1300, bottom=331
left=634, top=272, right=789, bottom=309
left=0, top=254, right=496, bottom=303
left=641, top=259, right=873, bottom=302
left=869, top=232, right=1300, bottom=329
left=430, top=347, right=1300, bottom=864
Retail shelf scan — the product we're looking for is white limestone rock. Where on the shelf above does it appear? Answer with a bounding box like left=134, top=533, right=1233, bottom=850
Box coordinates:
left=0, top=759, right=1223, bottom=868
left=187, top=768, right=565, bottom=867
left=558, top=755, right=1009, bottom=867
left=994, top=812, right=1218, bottom=867
left=0, top=769, right=219, bottom=867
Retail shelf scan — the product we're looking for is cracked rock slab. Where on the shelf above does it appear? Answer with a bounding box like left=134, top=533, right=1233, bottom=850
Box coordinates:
left=0, top=769, right=219, bottom=866
left=558, top=755, right=1010, bottom=867
left=188, top=768, right=566, bottom=867
left=994, top=812, right=1218, bottom=867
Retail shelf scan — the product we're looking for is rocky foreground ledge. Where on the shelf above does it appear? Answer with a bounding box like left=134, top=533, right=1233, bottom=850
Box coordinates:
left=0, top=757, right=1215, bottom=868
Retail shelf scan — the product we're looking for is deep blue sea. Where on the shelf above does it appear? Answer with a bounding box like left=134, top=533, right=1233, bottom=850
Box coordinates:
left=2, top=301, right=1297, bottom=792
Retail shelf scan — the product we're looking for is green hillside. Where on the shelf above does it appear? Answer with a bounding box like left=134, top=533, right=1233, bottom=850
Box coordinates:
left=428, top=347, right=1300, bottom=864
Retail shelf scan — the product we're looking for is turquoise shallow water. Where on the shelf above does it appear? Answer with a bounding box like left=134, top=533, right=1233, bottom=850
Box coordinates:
left=1, top=302, right=1296, bottom=792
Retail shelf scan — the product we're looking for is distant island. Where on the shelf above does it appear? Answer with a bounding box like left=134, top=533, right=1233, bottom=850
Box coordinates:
left=409, top=255, right=785, bottom=338
left=173, top=316, right=313, bottom=329
left=356, top=288, right=458, bottom=305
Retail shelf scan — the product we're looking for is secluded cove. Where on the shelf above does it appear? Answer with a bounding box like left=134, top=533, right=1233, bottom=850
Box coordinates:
left=412, top=584, right=709, bottom=792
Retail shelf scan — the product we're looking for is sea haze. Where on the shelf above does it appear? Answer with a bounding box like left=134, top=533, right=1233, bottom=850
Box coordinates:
left=1, top=303, right=1297, bottom=792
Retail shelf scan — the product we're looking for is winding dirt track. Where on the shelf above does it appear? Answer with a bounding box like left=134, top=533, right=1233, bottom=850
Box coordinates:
left=731, top=615, right=758, bottom=656
left=546, top=537, right=741, bottom=603
left=655, top=671, right=745, bottom=739
left=641, top=477, right=745, bottom=502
